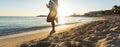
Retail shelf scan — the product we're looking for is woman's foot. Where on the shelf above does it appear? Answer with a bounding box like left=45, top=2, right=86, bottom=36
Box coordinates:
left=50, top=30, right=56, bottom=35
left=55, top=17, right=58, bottom=23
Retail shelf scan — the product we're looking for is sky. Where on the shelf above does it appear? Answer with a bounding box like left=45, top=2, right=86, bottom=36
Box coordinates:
left=0, top=0, right=120, bottom=16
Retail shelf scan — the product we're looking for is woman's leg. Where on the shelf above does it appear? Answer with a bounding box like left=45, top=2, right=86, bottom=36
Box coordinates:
left=51, top=21, right=55, bottom=31
left=49, top=21, right=56, bottom=35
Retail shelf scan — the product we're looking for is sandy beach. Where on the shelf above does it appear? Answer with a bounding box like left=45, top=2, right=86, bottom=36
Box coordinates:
left=0, top=16, right=120, bottom=47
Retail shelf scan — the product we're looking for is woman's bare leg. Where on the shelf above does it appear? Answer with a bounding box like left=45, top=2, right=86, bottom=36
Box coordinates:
left=51, top=21, right=55, bottom=31
left=50, top=21, right=56, bottom=35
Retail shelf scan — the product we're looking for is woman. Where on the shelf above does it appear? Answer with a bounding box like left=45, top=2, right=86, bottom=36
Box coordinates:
left=46, top=0, right=58, bottom=34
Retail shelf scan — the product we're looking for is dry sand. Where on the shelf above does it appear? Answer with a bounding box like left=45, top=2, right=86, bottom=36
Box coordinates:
left=46, top=16, right=120, bottom=47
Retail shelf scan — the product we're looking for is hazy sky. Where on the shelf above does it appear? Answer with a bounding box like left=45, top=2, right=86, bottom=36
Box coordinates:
left=0, top=0, right=119, bottom=16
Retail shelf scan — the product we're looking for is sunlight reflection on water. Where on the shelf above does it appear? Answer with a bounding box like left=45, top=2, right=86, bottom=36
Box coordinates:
left=57, top=16, right=98, bottom=25
left=58, top=17, right=66, bottom=24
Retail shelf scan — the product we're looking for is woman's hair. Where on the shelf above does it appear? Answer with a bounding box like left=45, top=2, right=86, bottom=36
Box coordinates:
left=48, top=0, right=58, bottom=9
left=50, top=0, right=58, bottom=7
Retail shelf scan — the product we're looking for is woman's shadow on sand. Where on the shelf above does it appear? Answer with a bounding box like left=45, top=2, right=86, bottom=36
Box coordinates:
left=42, top=30, right=56, bottom=41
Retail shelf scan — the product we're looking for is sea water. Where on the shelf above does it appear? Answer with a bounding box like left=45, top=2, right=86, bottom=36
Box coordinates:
left=0, top=16, right=98, bottom=35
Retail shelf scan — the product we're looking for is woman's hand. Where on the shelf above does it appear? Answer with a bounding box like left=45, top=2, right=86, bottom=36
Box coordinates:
left=46, top=4, right=49, bottom=8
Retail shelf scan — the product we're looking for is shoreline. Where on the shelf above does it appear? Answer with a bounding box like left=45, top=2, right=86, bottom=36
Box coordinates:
left=0, top=16, right=98, bottom=36
left=0, top=27, right=50, bottom=40
left=0, top=26, right=51, bottom=36
left=0, top=21, right=94, bottom=40
left=0, top=19, right=98, bottom=37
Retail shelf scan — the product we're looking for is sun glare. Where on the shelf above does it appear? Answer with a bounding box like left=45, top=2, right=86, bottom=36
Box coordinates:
left=58, top=3, right=72, bottom=17
left=58, top=17, right=66, bottom=24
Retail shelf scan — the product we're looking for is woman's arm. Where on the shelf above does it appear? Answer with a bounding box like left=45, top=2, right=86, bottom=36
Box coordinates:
left=46, top=0, right=53, bottom=8
left=46, top=4, right=50, bottom=8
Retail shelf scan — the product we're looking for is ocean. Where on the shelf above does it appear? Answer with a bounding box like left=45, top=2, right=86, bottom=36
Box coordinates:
left=0, top=16, right=98, bottom=36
